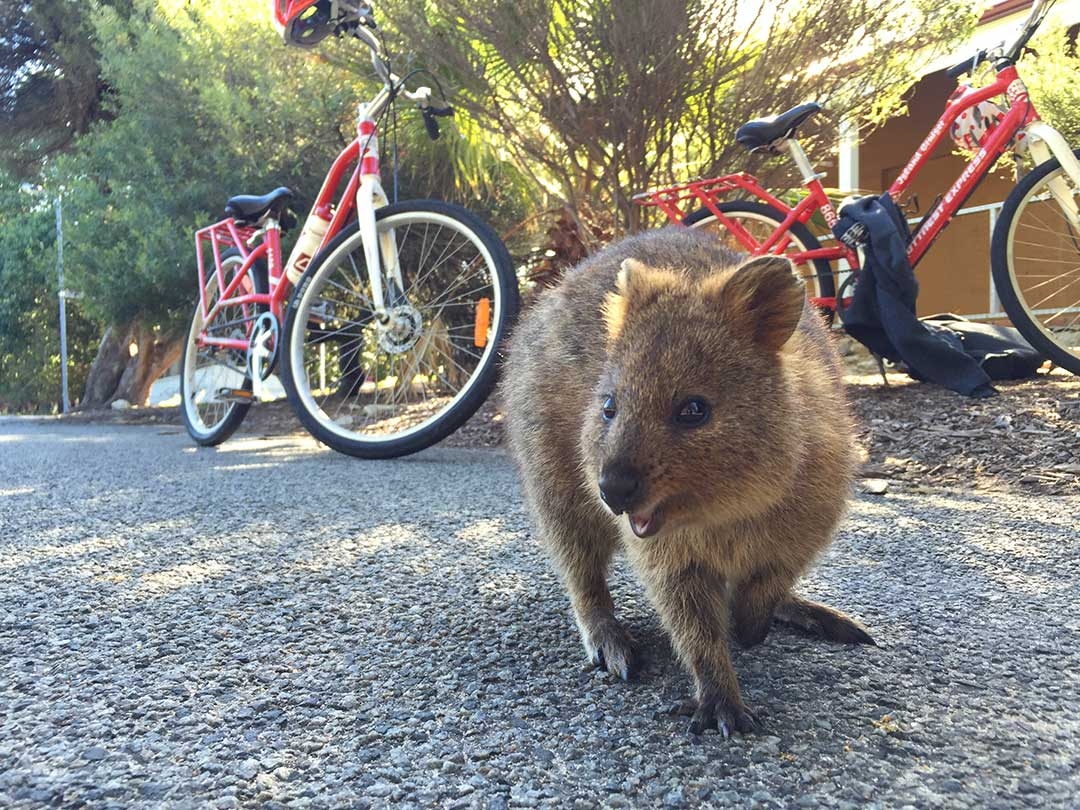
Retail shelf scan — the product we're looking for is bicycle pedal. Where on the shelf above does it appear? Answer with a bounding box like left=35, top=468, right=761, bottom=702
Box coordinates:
left=216, top=387, right=255, bottom=403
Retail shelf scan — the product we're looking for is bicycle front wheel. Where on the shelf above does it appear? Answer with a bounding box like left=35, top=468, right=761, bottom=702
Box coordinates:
left=683, top=200, right=836, bottom=301
left=281, top=200, right=519, bottom=459
left=992, top=148, right=1080, bottom=375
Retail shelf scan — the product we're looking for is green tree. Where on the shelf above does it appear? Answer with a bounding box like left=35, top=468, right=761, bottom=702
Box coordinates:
left=0, top=175, right=99, bottom=412
left=388, top=0, right=975, bottom=252
left=56, top=0, right=529, bottom=407
left=0, top=0, right=134, bottom=178
left=1022, top=21, right=1080, bottom=147
left=55, top=0, right=371, bottom=406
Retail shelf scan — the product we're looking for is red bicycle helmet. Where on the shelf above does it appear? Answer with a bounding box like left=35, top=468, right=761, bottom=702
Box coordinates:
left=273, top=0, right=342, bottom=47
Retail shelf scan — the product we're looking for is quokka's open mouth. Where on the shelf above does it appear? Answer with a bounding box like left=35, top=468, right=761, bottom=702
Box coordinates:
left=629, top=508, right=661, bottom=538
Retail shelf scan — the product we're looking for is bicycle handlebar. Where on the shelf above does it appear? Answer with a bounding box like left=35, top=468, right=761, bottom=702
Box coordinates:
left=946, top=0, right=1055, bottom=79
left=341, top=6, right=454, bottom=138
left=946, top=49, right=987, bottom=79
left=1005, top=0, right=1054, bottom=60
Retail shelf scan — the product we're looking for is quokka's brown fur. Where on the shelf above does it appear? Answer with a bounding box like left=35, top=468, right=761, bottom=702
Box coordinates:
left=503, top=227, right=874, bottom=736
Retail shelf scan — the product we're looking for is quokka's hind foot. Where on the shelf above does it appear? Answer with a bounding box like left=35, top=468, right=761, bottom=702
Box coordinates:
left=774, top=595, right=876, bottom=645
left=584, top=617, right=639, bottom=681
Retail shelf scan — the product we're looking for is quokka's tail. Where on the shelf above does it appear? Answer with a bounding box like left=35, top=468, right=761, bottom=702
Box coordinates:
left=774, top=594, right=876, bottom=646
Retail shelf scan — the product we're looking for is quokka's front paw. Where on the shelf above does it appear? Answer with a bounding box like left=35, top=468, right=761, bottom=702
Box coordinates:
left=668, top=697, right=760, bottom=737
left=583, top=618, right=638, bottom=681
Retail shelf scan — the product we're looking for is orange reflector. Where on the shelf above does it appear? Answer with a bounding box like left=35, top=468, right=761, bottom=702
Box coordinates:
left=474, top=297, right=491, bottom=348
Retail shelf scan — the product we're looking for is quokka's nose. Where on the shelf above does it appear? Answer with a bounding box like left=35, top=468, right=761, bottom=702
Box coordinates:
left=598, top=464, right=642, bottom=514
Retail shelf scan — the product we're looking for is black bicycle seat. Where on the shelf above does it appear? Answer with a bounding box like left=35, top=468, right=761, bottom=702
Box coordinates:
left=736, top=103, right=822, bottom=151
left=225, top=187, right=294, bottom=223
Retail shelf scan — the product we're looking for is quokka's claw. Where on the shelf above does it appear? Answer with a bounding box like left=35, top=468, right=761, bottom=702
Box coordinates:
left=667, top=698, right=698, bottom=717
left=843, top=622, right=877, bottom=646
left=672, top=697, right=759, bottom=737
left=586, top=619, right=638, bottom=681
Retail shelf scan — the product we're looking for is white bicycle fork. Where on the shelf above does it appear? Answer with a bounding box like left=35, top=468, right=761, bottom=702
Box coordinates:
left=1024, top=121, right=1080, bottom=230
left=356, top=105, right=404, bottom=321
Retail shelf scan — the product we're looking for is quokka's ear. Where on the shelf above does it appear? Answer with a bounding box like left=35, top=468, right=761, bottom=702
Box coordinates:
left=615, top=258, right=647, bottom=296
left=704, top=255, right=804, bottom=351
left=604, top=258, right=682, bottom=342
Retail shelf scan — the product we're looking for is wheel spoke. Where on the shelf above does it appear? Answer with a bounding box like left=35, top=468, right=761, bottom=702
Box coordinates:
left=181, top=257, right=265, bottom=441
left=687, top=207, right=831, bottom=300
left=1001, top=162, right=1080, bottom=370
left=285, top=207, right=515, bottom=451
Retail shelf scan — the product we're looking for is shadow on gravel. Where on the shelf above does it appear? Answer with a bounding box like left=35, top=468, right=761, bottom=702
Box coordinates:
left=3, top=427, right=1079, bottom=808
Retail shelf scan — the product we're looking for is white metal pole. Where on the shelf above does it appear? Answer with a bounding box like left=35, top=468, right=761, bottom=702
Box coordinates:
left=838, top=117, right=860, bottom=195
left=988, top=206, right=1002, bottom=317
left=837, top=117, right=861, bottom=293
left=56, top=194, right=70, bottom=414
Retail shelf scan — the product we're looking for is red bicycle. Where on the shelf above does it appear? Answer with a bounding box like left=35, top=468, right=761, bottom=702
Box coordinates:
left=180, top=1, right=519, bottom=458
left=636, top=0, right=1080, bottom=375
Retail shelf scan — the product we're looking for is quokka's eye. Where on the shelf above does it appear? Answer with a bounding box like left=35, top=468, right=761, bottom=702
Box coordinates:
left=601, top=396, right=617, bottom=422
left=674, top=397, right=711, bottom=427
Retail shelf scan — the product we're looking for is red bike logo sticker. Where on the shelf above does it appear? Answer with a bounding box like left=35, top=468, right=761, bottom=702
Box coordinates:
left=1006, top=79, right=1029, bottom=105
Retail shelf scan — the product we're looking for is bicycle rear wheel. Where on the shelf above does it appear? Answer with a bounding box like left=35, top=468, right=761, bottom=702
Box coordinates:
left=180, top=250, right=267, bottom=445
left=683, top=200, right=836, bottom=301
left=992, top=148, right=1080, bottom=375
left=281, top=199, right=519, bottom=459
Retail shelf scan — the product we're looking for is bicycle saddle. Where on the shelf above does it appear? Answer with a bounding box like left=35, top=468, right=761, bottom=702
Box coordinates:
left=736, top=103, right=822, bottom=151
left=225, top=187, right=294, bottom=223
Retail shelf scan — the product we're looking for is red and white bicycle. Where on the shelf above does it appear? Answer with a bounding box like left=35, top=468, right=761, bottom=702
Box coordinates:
left=637, top=0, right=1080, bottom=375
left=181, top=1, right=518, bottom=458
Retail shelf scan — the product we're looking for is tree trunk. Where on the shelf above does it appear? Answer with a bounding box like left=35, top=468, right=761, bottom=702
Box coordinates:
left=112, top=322, right=185, bottom=407
left=79, top=320, right=185, bottom=409
left=80, top=323, right=132, bottom=409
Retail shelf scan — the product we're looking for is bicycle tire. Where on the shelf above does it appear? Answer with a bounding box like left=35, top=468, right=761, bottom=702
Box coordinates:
left=180, top=249, right=268, bottom=446
left=991, top=147, right=1080, bottom=375
left=281, top=199, right=519, bottom=459
left=683, top=200, right=836, bottom=300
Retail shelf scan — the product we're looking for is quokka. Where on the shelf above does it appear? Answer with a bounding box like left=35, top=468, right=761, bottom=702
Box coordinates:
left=504, top=227, right=873, bottom=735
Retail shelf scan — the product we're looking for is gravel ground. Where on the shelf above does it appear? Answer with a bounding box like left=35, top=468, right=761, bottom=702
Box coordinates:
left=1, top=422, right=1079, bottom=809
left=51, top=365, right=1080, bottom=496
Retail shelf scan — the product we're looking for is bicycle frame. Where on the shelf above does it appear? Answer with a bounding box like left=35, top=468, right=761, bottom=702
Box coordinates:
left=194, top=125, right=388, bottom=353
left=888, top=64, right=1040, bottom=267
left=640, top=173, right=851, bottom=267
left=193, top=28, right=405, bottom=357
left=636, top=58, right=1078, bottom=309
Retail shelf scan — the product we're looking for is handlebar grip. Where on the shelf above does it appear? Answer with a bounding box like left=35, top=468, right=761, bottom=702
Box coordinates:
left=947, top=50, right=985, bottom=79
left=422, top=109, right=441, bottom=140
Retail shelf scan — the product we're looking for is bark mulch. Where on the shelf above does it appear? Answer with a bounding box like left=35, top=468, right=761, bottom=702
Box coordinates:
left=847, top=369, right=1079, bottom=496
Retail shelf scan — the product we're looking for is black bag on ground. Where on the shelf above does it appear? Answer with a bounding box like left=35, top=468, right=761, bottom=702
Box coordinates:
left=919, top=314, right=1045, bottom=381
left=832, top=194, right=1043, bottom=396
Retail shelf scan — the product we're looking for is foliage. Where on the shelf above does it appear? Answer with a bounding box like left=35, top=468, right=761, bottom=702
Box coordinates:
left=0, top=175, right=99, bottom=412
left=386, top=0, right=976, bottom=236
left=1022, top=21, right=1080, bottom=147
left=0, top=0, right=133, bottom=178
left=55, top=0, right=529, bottom=332
left=1, top=0, right=997, bottom=408
left=56, top=0, right=359, bottom=330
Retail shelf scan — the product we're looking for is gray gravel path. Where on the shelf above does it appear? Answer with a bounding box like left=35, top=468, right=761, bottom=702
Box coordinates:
left=1, top=421, right=1078, bottom=809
